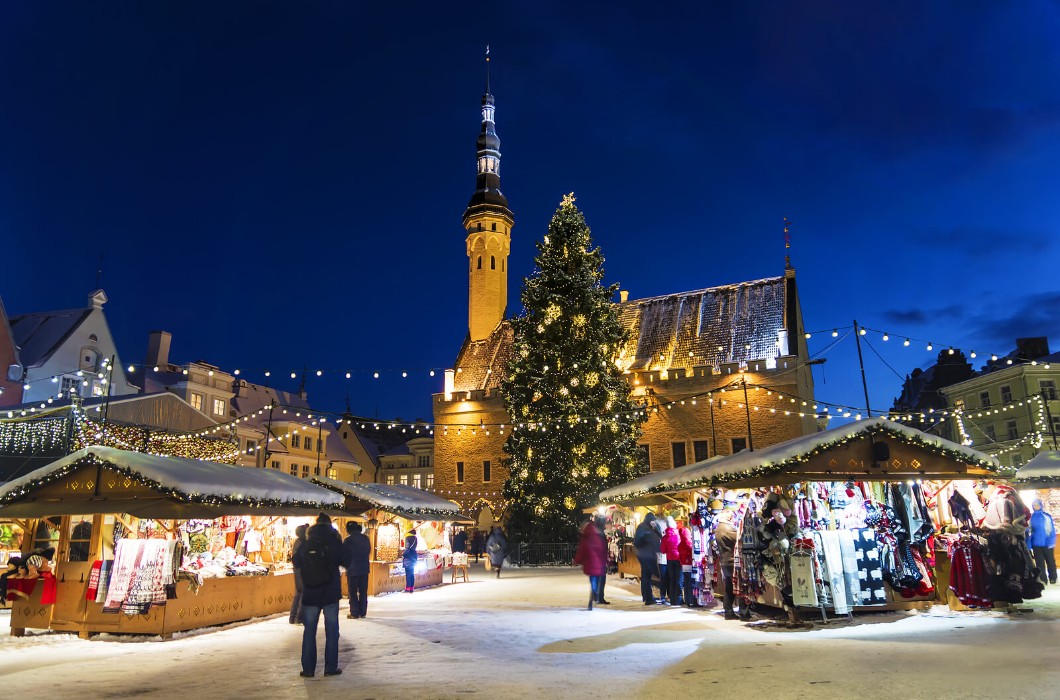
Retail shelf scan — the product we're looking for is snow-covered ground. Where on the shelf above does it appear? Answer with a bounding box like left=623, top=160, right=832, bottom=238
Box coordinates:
left=2, top=563, right=1058, bottom=699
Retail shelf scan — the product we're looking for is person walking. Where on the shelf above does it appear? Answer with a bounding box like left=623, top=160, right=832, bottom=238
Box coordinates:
left=342, top=521, right=371, bottom=619
left=289, top=524, right=308, bottom=624
left=486, top=526, right=508, bottom=578
left=714, top=509, right=741, bottom=619
left=1028, top=498, right=1057, bottom=585
left=633, top=513, right=662, bottom=605
left=678, top=523, right=695, bottom=607
left=592, top=516, right=611, bottom=604
left=471, top=529, right=484, bottom=563
left=402, top=529, right=419, bottom=593
left=661, top=516, right=681, bottom=605
left=452, top=528, right=467, bottom=555
left=294, top=513, right=349, bottom=678
left=573, top=517, right=608, bottom=610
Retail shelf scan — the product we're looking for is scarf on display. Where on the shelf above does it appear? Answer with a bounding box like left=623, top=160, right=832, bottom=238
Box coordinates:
left=789, top=538, right=819, bottom=607
left=4, top=572, right=57, bottom=605
left=814, top=530, right=851, bottom=614
left=103, top=540, right=182, bottom=614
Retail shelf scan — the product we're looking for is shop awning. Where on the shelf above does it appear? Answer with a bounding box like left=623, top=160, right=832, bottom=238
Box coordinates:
left=311, top=477, right=474, bottom=523
left=600, top=417, right=1000, bottom=503
left=1013, top=450, right=1060, bottom=486
left=0, top=445, right=345, bottom=518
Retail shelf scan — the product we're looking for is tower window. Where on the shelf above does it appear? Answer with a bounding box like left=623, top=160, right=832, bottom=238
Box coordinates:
left=491, top=222, right=497, bottom=231
left=501, top=260, right=504, bottom=271
left=491, top=255, right=496, bottom=270
left=477, top=256, right=482, bottom=269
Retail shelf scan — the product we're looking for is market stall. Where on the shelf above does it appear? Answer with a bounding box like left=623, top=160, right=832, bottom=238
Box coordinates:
left=0, top=445, right=343, bottom=638
left=1013, top=450, right=1060, bottom=569
left=311, top=477, right=473, bottom=594
left=600, top=417, right=1041, bottom=618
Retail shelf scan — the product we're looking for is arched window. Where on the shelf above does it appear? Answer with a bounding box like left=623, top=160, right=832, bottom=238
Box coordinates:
left=491, top=255, right=496, bottom=270
left=477, top=256, right=482, bottom=269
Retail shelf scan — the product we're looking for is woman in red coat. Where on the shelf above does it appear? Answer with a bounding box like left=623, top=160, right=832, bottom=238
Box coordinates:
left=678, top=525, right=695, bottom=607
left=573, top=518, right=608, bottom=611
left=660, top=516, right=681, bottom=605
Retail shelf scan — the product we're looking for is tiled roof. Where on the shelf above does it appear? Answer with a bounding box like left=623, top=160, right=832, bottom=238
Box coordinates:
left=616, top=277, right=787, bottom=372
left=9, top=308, right=92, bottom=368
left=452, top=323, right=514, bottom=392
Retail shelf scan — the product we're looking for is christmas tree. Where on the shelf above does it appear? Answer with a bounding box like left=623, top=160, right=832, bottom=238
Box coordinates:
left=502, top=194, right=646, bottom=543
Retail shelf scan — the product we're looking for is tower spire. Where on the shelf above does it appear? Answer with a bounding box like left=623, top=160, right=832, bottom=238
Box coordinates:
left=485, top=45, right=490, bottom=94
left=784, top=217, right=793, bottom=270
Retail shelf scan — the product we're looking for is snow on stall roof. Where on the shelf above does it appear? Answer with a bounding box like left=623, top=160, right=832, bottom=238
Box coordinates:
left=312, top=476, right=463, bottom=517
left=599, top=417, right=1000, bottom=501
left=1014, top=450, right=1060, bottom=484
left=0, top=445, right=343, bottom=508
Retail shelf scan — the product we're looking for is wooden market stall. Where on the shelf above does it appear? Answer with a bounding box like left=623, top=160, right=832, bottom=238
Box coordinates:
left=0, top=445, right=344, bottom=638
left=311, top=477, right=473, bottom=594
left=600, top=417, right=1029, bottom=617
left=1014, top=450, right=1060, bottom=568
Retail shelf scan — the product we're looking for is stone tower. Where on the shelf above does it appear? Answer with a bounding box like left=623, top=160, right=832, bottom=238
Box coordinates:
left=463, top=53, right=514, bottom=342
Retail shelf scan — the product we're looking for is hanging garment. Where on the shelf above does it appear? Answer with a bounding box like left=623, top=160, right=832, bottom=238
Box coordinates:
left=816, top=530, right=851, bottom=614
left=853, top=527, right=887, bottom=605
left=94, top=560, right=112, bottom=604
left=837, top=529, right=862, bottom=607
left=948, top=536, right=992, bottom=608
left=789, top=542, right=818, bottom=607
left=86, top=560, right=104, bottom=601
left=104, top=540, right=147, bottom=613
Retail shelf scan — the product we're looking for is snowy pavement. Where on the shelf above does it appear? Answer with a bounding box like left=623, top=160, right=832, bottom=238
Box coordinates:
left=2, top=564, right=1059, bottom=699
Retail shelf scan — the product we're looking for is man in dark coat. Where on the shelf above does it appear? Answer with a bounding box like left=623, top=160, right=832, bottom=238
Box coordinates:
left=293, top=513, right=350, bottom=677
left=342, top=521, right=372, bottom=619
left=289, top=523, right=308, bottom=624
left=633, top=513, right=662, bottom=605
left=713, top=510, right=742, bottom=620
left=452, top=528, right=467, bottom=554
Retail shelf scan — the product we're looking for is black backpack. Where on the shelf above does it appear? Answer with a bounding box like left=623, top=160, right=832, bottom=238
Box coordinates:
left=301, top=537, right=333, bottom=588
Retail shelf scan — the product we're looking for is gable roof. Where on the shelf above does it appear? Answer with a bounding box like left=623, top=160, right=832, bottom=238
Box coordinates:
left=9, top=307, right=92, bottom=368
left=311, top=476, right=470, bottom=521
left=600, top=417, right=1000, bottom=502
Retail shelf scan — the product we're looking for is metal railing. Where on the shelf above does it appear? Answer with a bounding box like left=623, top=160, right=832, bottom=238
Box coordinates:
left=506, top=542, right=577, bottom=567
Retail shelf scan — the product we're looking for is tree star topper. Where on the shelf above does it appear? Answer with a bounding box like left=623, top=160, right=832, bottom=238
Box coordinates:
left=560, top=192, right=577, bottom=208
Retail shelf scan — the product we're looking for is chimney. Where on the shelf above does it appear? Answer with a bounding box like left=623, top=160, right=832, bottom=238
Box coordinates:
left=619, top=290, right=629, bottom=303
left=146, top=330, right=171, bottom=368
left=777, top=329, right=789, bottom=356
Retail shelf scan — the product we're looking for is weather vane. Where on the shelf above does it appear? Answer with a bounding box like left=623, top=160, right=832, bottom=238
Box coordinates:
left=784, top=217, right=792, bottom=269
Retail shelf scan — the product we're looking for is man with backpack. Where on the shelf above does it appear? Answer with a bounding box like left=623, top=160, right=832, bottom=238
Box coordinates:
left=293, top=513, right=350, bottom=678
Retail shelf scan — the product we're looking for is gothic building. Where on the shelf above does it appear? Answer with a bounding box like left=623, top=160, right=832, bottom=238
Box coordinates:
left=432, top=71, right=818, bottom=528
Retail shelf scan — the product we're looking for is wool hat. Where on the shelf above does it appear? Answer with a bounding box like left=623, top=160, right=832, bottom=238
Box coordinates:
left=666, top=516, right=677, bottom=529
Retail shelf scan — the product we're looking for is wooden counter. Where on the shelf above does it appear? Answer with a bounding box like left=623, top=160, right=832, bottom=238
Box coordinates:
left=10, top=561, right=295, bottom=639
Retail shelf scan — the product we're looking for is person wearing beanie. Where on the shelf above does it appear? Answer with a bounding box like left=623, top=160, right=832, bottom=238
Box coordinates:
left=342, top=521, right=371, bottom=618
left=633, top=512, right=662, bottom=605
left=402, top=530, right=419, bottom=593
left=294, top=513, right=349, bottom=677
left=1028, top=499, right=1057, bottom=584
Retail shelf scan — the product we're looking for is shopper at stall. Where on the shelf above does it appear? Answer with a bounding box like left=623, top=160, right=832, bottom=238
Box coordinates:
left=486, top=526, right=508, bottom=579
left=343, top=521, right=372, bottom=618
left=403, top=529, right=419, bottom=593
left=471, top=529, right=484, bottom=562
left=661, top=516, right=681, bottom=605
left=573, top=517, right=608, bottom=610
left=678, top=522, right=695, bottom=607
left=1028, top=499, right=1057, bottom=585
left=654, top=516, right=668, bottom=603
left=592, top=516, right=611, bottom=604
left=289, top=524, right=308, bottom=625
left=714, top=510, right=740, bottom=620
left=453, top=528, right=468, bottom=555
left=294, top=513, right=349, bottom=678
left=633, top=512, right=662, bottom=605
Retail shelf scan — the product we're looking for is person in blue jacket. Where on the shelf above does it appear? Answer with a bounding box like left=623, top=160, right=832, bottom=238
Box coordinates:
left=1027, top=499, right=1057, bottom=585
left=293, top=513, right=350, bottom=678
left=342, top=521, right=372, bottom=619
left=403, top=530, right=419, bottom=592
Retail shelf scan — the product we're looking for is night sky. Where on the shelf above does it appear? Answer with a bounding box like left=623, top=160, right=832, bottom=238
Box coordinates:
left=3, top=2, right=1059, bottom=424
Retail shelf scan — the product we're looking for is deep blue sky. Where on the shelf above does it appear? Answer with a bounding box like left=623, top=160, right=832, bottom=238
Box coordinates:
left=3, top=2, right=1060, bottom=423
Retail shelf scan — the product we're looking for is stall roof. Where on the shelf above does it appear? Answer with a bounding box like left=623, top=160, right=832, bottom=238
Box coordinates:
left=600, top=417, right=1000, bottom=503
left=311, top=477, right=473, bottom=523
left=1013, top=450, right=1060, bottom=486
left=0, top=445, right=344, bottom=518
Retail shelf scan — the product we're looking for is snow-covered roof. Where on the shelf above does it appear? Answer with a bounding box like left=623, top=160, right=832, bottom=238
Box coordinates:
left=9, top=306, right=92, bottom=368
left=1013, top=451, right=1060, bottom=485
left=311, top=476, right=469, bottom=521
left=0, top=445, right=343, bottom=517
left=615, top=276, right=787, bottom=372
left=599, top=417, right=1000, bottom=502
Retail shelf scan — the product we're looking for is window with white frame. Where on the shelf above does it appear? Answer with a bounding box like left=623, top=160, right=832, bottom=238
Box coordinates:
left=979, top=391, right=991, bottom=408
left=290, top=465, right=297, bottom=476
left=1041, top=380, right=1058, bottom=401
left=1000, top=385, right=1012, bottom=403
left=399, top=473, right=408, bottom=485
left=426, top=474, right=434, bottom=489
left=385, top=474, right=395, bottom=485
left=291, top=434, right=301, bottom=449
left=985, top=425, right=996, bottom=441
left=412, top=474, right=421, bottom=488
left=245, top=439, right=258, bottom=455
left=212, top=398, right=225, bottom=416
left=271, top=460, right=280, bottom=470
left=60, top=376, right=82, bottom=398
left=190, top=392, right=203, bottom=411
left=1006, top=420, right=1018, bottom=441
left=304, top=437, right=313, bottom=452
